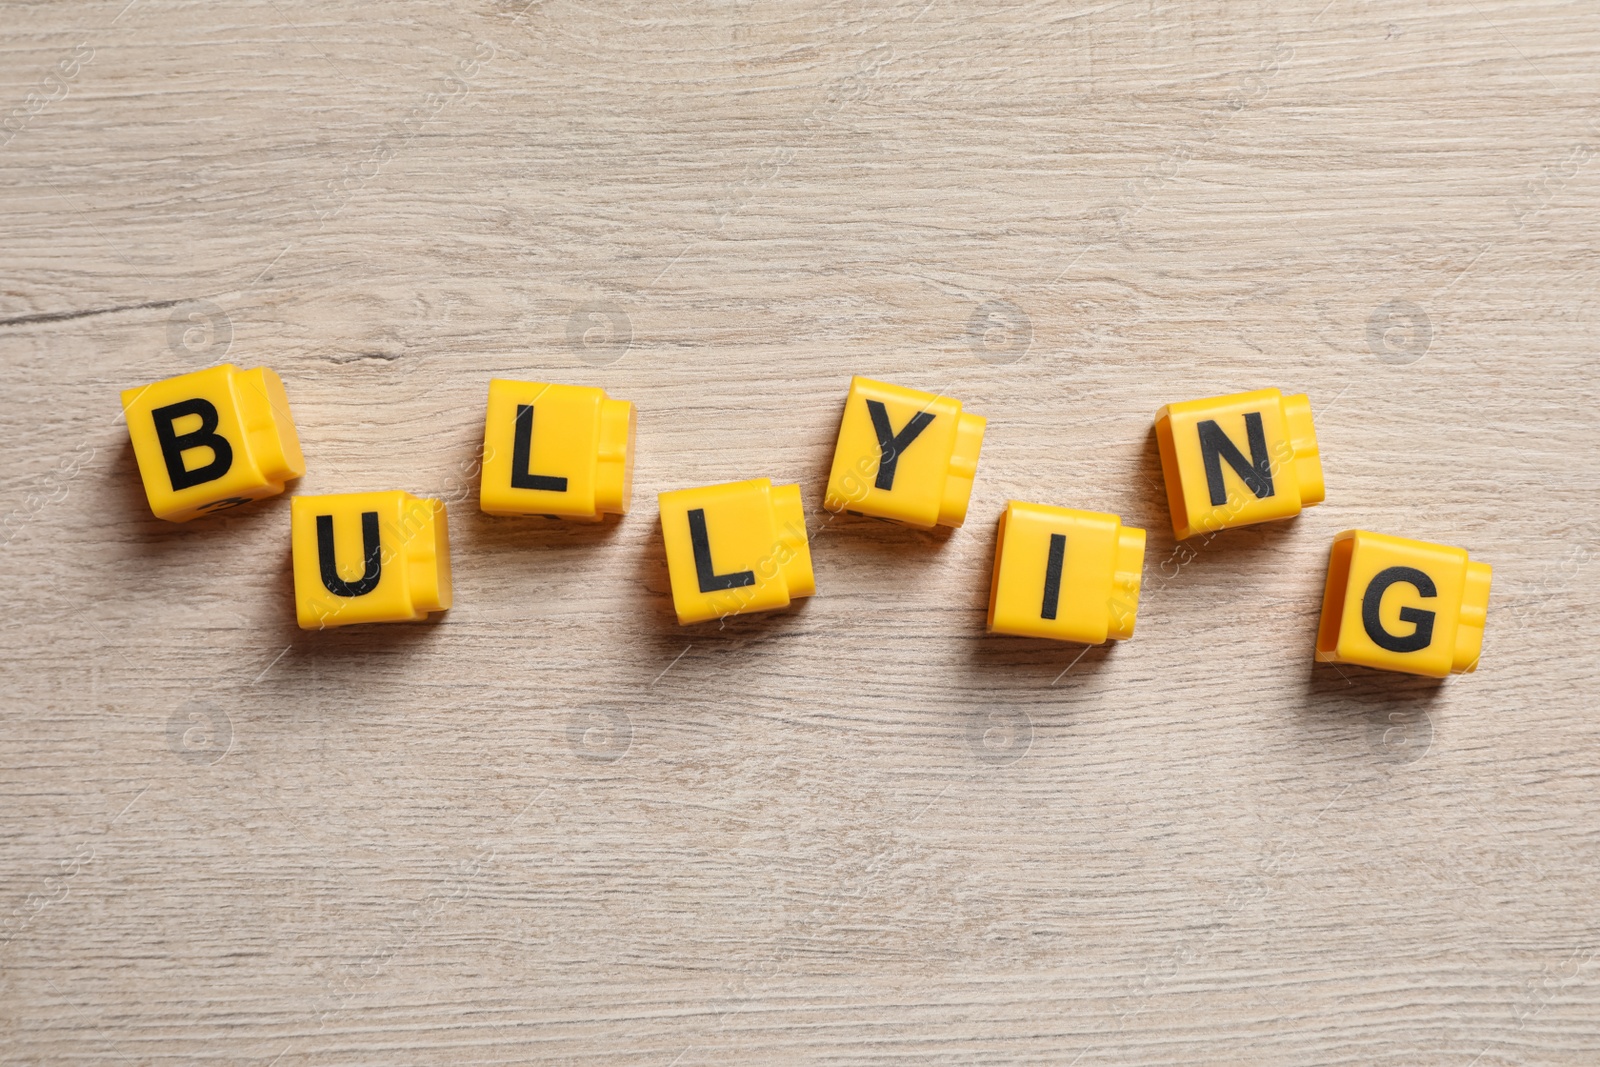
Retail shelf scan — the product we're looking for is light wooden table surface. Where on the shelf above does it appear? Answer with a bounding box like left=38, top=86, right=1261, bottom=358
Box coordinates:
left=3, top=1, right=1598, bottom=1063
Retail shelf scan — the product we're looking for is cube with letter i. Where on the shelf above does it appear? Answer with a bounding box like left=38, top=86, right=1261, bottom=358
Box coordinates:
left=987, top=502, right=1146, bottom=644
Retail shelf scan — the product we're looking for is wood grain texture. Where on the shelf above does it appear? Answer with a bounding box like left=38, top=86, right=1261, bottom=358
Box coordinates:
left=2, top=0, right=1598, bottom=1063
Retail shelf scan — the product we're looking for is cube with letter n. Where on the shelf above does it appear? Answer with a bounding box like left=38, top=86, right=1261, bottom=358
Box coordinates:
left=1154, top=387, right=1324, bottom=540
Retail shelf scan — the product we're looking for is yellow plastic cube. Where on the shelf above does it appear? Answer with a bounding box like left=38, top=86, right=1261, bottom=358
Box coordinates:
left=291, top=491, right=452, bottom=629
left=479, top=380, right=635, bottom=521
left=823, top=376, right=986, bottom=528
left=121, top=364, right=304, bottom=521
left=986, top=501, right=1145, bottom=644
left=1154, top=387, right=1324, bottom=540
left=658, top=478, right=814, bottom=625
left=1315, top=529, right=1491, bottom=677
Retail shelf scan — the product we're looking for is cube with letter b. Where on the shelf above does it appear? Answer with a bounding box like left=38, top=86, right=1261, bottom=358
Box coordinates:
left=823, top=377, right=986, bottom=529
left=1315, top=530, right=1491, bottom=677
left=479, top=380, right=635, bottom=522
left=658, top=478, right=814, bottom=625
left=291, top=491, right=452, bottom=629
left=987, top=501, right=1146, bottom=644
left=121, top=364, right=304, bottom=521
left=1154, top=388, right=1324, bottom=540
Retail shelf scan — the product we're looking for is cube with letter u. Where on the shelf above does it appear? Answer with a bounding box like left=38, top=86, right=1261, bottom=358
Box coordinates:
left=291, top=491, right=451, bottom=629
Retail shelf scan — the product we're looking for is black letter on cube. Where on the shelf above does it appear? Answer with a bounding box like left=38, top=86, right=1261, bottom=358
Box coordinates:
left=1040, top=533, right=1066, bottom=620
left=866, top=399, right=935, bottom=491
left=510, top=405, right=568, bottom=492
left=317, top=512, right=383, bottom=597
left=688, top=509, right=755, bottom=593
left=1197, top=413, right=1274, bottom=506
left=1361, top=565, right=1437, bottom=653
left=151, top=398, right=234, bottom=491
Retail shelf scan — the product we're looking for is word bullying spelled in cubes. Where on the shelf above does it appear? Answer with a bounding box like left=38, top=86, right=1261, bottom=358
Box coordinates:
left=118, top=366, right=1491, bottom=677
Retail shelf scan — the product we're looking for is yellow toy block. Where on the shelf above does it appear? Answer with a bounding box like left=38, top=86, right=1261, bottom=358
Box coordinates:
left=1154, top=388, right=1324, bottom=540
left=479, top=380, right=635, bottom=521
left=823, top=376, right=985, bottom=528
left=1315, top=530, right=1491, bottom=677
left=658, top=478, right=814, bottom=625
left=986, top=501, right=1145, bottom=644
left=291, top=491, right=452, bottom=629
left=121, top=364, right=304, bottom=521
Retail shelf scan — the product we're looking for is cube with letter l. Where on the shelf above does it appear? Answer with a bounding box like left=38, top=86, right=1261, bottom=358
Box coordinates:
left=658, top=478, right=814, bottom=625
left=479, top=380, right=635, bottom=522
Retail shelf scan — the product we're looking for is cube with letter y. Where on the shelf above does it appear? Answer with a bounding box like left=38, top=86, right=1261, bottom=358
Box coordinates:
left=823, top=377, right=986, bottom=529
left=658, top=478, right=814, bottom=625
left=1154, top=387, right=1324, bottom=540
left=121, top=364, right=304, bottom=521
left=291, top=491, right=452, bottom=629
